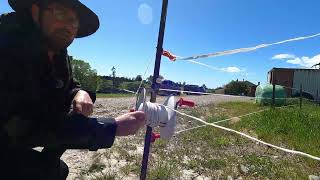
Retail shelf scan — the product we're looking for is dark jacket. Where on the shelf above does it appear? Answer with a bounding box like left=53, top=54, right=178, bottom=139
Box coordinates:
left=0, top=12, right=117, bottom=151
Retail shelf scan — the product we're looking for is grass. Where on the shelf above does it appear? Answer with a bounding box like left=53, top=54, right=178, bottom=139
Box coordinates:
left=147, top=148, right=181, bottom=180
left=148, top=161, right=179, bottom=180
left=88, top=154, right=106, bottom=173
left=91, top=173, right=117, bottom=180
left=243, top=154, right=276, bottom=177
left=96, top=93, right=134, bottom=98
left=188, top=101, right=265, bottom=123
left=173, top=101, right=320, bottom=179
left=216, top=101, right=265, bottom=117
left=234, top=102, right=320, bottom=160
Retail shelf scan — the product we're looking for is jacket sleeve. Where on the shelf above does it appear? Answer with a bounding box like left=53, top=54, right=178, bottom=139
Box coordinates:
left=50, top=113, right=117, bottom=150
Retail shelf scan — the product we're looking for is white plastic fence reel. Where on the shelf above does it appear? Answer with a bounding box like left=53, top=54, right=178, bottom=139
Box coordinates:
left=136, top=88, right=177, bottom=140
left=159, top=95, right=176, bottom=140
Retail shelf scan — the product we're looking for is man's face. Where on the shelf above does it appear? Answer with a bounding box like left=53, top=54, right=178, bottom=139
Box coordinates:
left=34, top=2, right=79, bottom=51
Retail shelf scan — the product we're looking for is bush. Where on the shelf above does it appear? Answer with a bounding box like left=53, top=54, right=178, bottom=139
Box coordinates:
left=224, top=80, right=248, bottom=95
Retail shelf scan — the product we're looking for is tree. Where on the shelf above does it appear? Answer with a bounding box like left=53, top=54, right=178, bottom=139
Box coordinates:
left=120, top=81, right=142, bottom=92
left=110, top=66, right=120, bottom=92
left=224, top=80, right=249, bottom=95
left=146, top=75, right=164, bottom=84
left=70, top=58, right=98, bottom=92
left=97, top=77, right=113, bottom=93
left=147, top=75, right=153, bottom=84
left=111, top=66, right=116, bottom=78
left=135, top=75, right=143, bottom=81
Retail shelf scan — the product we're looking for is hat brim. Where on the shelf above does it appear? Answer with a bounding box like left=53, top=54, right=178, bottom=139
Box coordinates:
left=8, top=0, right=100, bottom=38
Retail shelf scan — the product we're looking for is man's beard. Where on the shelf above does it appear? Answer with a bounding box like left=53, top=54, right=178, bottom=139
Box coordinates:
left=45, top=29, right=74, bottom=51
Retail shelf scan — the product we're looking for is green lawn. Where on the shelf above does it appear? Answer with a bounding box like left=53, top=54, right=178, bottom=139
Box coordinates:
left=233, top=102, right=320, bottom=162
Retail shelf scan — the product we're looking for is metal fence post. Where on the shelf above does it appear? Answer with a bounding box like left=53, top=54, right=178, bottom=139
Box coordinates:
left=316, top=89, right=320, bottom=105
left=140, top=0, right=168, bottom=179
left=272, top=80, right=275, bottom=108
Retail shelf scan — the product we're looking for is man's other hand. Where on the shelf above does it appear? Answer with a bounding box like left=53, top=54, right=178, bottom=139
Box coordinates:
left=115, top=111, right=146, bottom=136
left=72, top=90, right=93, bottom=117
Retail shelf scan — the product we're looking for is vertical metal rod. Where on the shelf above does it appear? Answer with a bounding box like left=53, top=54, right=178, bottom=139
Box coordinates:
left=140, top=0, right=169, bottom=179
left=300, top=84, right=302, bottom=110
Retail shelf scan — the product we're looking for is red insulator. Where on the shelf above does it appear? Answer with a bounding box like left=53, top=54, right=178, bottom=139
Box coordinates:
left=151, top=133, right=161, bottom=143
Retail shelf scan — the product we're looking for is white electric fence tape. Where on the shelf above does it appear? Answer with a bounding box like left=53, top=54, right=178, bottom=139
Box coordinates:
left=125, top=32, right=320, bottom=162
left=162, top=104, right=320, bottom=161
left=175, top=33, right=320, bottom=61
left=176, top=104, right=298, bottom=134
left=131, top=87, right=319, bottom=160
left=158, top=88, right=319, bottom=103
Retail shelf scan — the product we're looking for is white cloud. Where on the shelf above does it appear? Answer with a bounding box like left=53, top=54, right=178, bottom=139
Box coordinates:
left=222, top=66, right=241, bottom=73
left=272, top=53, right=320, bottom=68
left=187, top=60, right=243, bottom=73
left=286, top=58, right=302, bottom=65
left=272, top=54, right=296, bottom=60
left=286, top=55, right=320, bottom=67
left=138, top=3, right=153, bottom=25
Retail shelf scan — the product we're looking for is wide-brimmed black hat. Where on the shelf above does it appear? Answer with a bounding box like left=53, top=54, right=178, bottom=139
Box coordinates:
left=8, top=0, right=100, bottom=38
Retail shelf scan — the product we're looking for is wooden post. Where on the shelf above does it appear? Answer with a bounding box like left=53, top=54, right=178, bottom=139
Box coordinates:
left=272, top=79, right=275, bottom=108
left=300, top=84, right=302, bottom=110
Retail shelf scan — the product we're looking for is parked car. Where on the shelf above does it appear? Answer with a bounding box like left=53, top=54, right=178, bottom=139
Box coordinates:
left=184, top=85, right=206, bottom=95
left=158, top=80, right=181, bottom=96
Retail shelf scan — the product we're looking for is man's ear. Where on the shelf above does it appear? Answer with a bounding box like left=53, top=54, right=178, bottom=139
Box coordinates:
left=31, top=4, right=40, bottom=24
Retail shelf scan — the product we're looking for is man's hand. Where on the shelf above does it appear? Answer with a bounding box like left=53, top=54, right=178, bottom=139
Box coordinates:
left=72, top=90, right=93, bottom=117
left=115, top=111, right=146, bottom=136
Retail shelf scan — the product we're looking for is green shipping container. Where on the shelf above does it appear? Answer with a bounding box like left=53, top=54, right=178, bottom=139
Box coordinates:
left=255, top=84, right=287, bottom=105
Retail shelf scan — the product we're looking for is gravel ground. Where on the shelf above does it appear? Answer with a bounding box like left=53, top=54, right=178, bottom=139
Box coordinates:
left=62, top=94, right=254, bottom=180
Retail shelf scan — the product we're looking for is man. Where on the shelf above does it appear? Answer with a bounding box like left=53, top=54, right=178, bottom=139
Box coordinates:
left=0, top=0, right=145, bottom=179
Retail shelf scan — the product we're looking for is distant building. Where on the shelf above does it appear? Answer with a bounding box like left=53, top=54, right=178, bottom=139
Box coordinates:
left=246, top=81, right=259, bottom=97
left=268, top=68, right=320, bottom=99
left=222, top=79, right=258, bottom=97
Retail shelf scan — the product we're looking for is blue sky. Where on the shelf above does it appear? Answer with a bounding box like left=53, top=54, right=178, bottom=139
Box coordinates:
left=1, top=0, right=320, bottom=88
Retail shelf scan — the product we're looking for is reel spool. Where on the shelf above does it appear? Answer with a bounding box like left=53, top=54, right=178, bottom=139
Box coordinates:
left=135, top=88, right=176, bottom=140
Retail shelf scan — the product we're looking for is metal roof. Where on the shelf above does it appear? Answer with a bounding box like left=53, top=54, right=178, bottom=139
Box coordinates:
left=268, top=67, right=320, bottom=73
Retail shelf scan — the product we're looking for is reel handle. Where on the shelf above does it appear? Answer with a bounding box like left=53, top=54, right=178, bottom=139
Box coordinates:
left=151, top=133, right=161, bottom=143
left=177, top=98, right=195, bottom=107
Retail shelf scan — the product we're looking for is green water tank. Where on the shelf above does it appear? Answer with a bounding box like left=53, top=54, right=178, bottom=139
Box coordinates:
left=255, top=84, right=287, bottom=105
